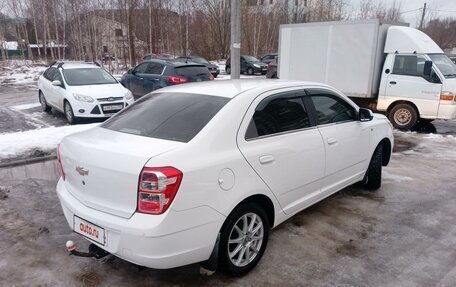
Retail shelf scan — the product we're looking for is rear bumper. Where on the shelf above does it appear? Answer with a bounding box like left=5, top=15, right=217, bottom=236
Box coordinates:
left=56, top=179, right=225, bottom=269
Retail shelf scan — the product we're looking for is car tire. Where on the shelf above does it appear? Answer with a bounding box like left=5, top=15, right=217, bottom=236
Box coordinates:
left=64, top=101, right=78, bottom=125
left=247, top=68, right=254, bottom=75
left=218, top=203, right=269, bottom=276
left=213, top=74, right=218, bottom=78
left=363, top=145, right=383, bottom=190
left=226, top=67, right=231, bottom=75
left=388, top=103, right=418, bottom=130
left=39, top=91, right=52, bottom=113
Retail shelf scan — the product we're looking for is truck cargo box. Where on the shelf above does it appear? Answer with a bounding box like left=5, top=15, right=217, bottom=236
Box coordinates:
left=278, top=19, right=408, bottom=98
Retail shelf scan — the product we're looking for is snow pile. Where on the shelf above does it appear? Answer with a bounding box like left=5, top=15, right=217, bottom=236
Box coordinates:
left=0, top=123, right=99, bottom=160
left=211, top=60, right=226, bottom=74
left=0, top=62, right=47, bottom=85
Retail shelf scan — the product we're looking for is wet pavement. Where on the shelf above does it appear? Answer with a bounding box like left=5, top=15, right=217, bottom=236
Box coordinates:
left=1, top=120, right=456, bottom=286
left=0, top=85, right=68, bottom=133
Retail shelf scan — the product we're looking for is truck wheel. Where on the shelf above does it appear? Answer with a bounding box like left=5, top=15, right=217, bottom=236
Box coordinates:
left=219, top=203, right=269, bottom=276
left=363, top=145, right=383, bottom=190
left=388, top=103, right=417, bottom=130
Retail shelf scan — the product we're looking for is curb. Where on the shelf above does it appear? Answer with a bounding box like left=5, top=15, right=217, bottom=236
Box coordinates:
left=0, top=155, right=57, bottom=168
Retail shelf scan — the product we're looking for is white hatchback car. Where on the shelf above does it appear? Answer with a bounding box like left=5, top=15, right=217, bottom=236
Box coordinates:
left=56, top=80, right=393, bottom=275
left=37, top=62, right=134, bottom=124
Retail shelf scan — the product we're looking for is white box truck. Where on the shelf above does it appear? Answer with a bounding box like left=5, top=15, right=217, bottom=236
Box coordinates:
left=278, top=19, right=456, bottom=129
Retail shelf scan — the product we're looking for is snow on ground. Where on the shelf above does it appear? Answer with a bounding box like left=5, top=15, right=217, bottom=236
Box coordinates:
left=10, top=103, right=42, bottom=111
left=0, top=60, right=47, bottom=85
left=0, top=123, right=99, bottom=160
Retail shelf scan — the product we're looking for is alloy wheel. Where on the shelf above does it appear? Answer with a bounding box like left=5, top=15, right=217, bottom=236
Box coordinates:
left=228, top=212, right=264, bottom=267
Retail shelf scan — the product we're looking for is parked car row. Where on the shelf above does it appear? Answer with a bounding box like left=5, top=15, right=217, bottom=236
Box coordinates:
left=37, top=52, right=278, bottom=124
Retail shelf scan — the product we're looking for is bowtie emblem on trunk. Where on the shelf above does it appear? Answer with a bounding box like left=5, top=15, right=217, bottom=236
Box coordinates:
left=76, top=166, right=89, bottom=176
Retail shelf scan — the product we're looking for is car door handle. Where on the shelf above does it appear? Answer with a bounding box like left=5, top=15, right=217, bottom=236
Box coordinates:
left=259, top=155, right=275, bottom=164
left=389, top=81, right=396, bottom=85
left=327, top=137, right=338, bottom=145
left=138, top=77, right=144, bottom=80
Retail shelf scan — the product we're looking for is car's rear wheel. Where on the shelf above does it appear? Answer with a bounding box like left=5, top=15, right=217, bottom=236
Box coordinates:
left=39, top=92, right=52, bottom=113
left=219, top=203, right=269, bottom=276
left=64, top=101, right=78, bottom=125
left=247, top=68, right=254, bottom=75
left=388, top=103, right=417, bottom=130
left=363, top=145, right=383, bottom=190
left=225, top=67, right=231, bottom=75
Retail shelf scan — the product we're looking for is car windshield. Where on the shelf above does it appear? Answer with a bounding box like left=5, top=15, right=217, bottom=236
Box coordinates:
left=429, top=54, right=456, bottom=78
left=243, top=56, right=260, bottom=62
left=102, top=93, right=230, bottom=142
left=63, top=68, right=117, bottom=85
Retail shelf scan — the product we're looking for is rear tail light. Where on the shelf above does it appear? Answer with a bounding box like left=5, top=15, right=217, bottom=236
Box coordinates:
left=57, top=144, right=65, bottom=181
left=168, top=76, right=188, bottom=85
left=440, top=91, right=454, bottom=101
left=209, top=74, right=214, bottom=80
left=137, top=167, right=183, bottom=214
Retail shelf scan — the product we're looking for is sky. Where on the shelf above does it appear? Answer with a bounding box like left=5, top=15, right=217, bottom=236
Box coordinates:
left=350, top=0, right=456, bottom=27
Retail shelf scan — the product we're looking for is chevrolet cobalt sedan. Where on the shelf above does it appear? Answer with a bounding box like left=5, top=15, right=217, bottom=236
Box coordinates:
left=56, top=80, right=393, bottom=276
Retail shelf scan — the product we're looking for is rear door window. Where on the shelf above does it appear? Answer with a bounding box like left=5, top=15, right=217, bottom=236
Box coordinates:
left=245, top=92, right=311, bottom=139
left=146, top=63, right=164, bottom=74
left=102, top=93, right=230, bottom=142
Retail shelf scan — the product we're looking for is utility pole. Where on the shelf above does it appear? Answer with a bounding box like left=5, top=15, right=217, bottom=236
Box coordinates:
left=230, top=0, right=240, bottom=79
left=419, top=2, right=427, bottom=30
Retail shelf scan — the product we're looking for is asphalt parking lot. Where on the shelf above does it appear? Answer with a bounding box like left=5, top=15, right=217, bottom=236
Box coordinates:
left=1, top=84, right=456, bottom=286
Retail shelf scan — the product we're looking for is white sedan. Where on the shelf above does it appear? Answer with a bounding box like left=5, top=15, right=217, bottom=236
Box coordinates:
left=37, top=62, right=134, bottom=124
left=56, top=80, right=393, bottom=276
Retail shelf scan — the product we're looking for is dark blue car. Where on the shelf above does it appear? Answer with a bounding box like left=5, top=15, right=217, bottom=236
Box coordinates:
left=120, top=60, right=214, bottom=98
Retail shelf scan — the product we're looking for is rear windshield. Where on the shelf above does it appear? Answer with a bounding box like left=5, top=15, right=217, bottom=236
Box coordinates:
left=175, top=66, right=210, bottom=77
left=63, top=68, right=117, bottom=86
left=102, top=93, right=230, bottom=142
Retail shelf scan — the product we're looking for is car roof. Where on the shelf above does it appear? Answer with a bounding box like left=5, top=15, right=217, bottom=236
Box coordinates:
left=142, top=59, right=205, bottom=67
left=51, top=62, right=100, bottom=69
left=153, top=79, right=333, bottom=99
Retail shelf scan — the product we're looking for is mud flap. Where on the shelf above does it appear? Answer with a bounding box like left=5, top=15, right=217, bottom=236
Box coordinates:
left=199, top=233, right=220, bottom=276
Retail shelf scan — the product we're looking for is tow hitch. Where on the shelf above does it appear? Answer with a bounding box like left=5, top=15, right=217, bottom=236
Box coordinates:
left=66, top=240, right=110, bottom=259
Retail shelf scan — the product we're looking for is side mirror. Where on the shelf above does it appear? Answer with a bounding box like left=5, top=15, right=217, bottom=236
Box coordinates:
left=423, top=60, right=432, bottom=76
left=359, top=108, right=374, bottom=122
left=52, top=80, right=62, bottom=87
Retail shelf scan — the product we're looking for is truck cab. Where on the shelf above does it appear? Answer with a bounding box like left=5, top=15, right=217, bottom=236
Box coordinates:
left=376, top=27, right=456, bottom=129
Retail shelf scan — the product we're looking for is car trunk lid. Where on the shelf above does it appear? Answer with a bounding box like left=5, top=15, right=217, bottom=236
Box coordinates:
left=59, top=127, right=183, bottom=218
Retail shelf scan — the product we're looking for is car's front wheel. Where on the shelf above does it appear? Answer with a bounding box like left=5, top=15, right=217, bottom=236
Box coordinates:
left=247, top=68, right=254, bottom=75
left=225, top=67, right=231, bottom=75
left=219, top=203, right=269, bottom=276
left=39, top=92, right=52, bottom=113
left=363, top=145, right=383, bottom=190
left=64, top=101, right=78, bottom=125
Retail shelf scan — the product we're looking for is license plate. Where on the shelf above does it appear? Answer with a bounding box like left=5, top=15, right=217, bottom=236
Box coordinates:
left=102, top=104, right=123, bottom=112
left=73, top=215, right=106, bottom=245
